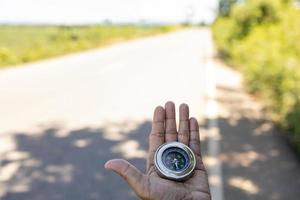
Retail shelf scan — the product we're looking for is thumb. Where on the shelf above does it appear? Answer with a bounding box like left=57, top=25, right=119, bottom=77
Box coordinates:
left=105, top=159, right=145, bottom=193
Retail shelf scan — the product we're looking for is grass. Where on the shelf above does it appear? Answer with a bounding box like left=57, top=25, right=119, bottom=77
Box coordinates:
left=0, top=25, right=179, bottom=68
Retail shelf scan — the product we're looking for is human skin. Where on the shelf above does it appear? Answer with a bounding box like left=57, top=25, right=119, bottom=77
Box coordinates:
left=105, top=101, right=211, bottom=200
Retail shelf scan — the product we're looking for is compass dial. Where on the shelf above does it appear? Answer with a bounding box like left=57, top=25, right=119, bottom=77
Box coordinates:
left=162, top=147, right=189, bottom=171
left=154, top=142, right=196, bottom=181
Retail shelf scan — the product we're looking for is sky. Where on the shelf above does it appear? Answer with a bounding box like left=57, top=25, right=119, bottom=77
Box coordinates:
left=0, top=0, right=218, bottom=24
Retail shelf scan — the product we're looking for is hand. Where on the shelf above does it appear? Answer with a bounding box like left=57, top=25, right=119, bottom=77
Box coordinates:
left=105, top=102, right=211, bottom=200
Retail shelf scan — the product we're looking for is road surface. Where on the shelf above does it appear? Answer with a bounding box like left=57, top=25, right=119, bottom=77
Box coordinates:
left=0, top=29, right=300, bottom=200
left=0, top=29, right=211, bottom=200
left=0, top=29, right=210, bottom=133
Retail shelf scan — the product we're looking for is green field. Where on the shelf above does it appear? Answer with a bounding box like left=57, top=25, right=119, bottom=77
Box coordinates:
left=0, top=25, right=178, bottom=68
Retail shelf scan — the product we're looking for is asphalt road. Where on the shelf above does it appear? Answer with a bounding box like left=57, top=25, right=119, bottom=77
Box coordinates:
left=1, top=28, right=299, bottom=200
left=0, top=29, right=212, bottom=200
left=0, top=29, right=211, bottom=133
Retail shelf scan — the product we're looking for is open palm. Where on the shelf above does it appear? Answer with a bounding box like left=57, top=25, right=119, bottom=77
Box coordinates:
left=105, top=102, right=211, bottom=200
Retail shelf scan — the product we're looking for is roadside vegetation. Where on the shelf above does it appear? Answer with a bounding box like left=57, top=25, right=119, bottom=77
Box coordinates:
left=0, top=25, right=178, bottom=68
left=213, top=0, right=300, bottom=153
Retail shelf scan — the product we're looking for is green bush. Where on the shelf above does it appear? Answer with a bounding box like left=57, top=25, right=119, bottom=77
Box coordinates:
left=213, top=0, right=300, bottom=152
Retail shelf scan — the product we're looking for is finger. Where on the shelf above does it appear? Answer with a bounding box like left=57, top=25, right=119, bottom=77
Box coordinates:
left=164, top=101, right=177, bottom=142
left=147, top=106, right=165, bottom=171
left=189, top=118, right=205, bottom=171
left=178, top=103, right=190, bottom=145
left=189, top=117, right=201, bottom=157
left=105, top=159, right=145, bottom=197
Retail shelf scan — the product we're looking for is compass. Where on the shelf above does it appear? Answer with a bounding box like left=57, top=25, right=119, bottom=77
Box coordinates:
left=154, top=142, right=196, bottom=181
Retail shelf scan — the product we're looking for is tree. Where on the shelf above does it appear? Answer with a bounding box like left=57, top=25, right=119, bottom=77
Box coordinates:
left=218, top=0, right=239, bottom=16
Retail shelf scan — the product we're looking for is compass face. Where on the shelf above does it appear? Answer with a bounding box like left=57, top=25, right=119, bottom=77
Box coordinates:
left=154, top=142, right=196, bottom=181
left=162, top=147, right=189, bottom=171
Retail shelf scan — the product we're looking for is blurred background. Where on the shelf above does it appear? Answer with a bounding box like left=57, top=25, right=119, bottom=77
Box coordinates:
left=0, top=0, right=300, bottom=199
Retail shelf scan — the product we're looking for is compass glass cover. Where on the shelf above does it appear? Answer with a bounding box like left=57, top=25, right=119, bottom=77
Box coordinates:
left=162, top=147, right=189, bottom=171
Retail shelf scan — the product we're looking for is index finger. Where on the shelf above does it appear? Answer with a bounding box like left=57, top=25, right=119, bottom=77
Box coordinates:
left=147, top=106, right=165, bottom=172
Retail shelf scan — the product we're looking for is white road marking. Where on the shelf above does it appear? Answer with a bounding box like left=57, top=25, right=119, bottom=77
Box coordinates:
left=205, top=58, right=224, bottom=200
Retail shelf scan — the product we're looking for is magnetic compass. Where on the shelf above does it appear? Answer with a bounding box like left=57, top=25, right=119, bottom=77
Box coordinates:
left=154, top=142, right=196, bottom=181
